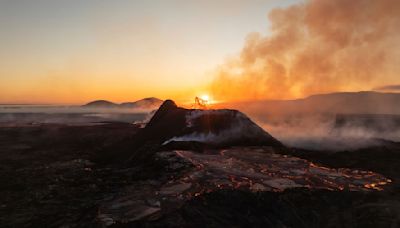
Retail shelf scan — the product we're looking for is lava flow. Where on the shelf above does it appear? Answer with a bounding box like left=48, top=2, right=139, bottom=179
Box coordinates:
left=98, top=147, right=391, bottom=226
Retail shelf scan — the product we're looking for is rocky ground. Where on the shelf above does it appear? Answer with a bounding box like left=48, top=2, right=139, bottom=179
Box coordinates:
left=0, top=123, right=145, bottom=227
left=1, top=122, right=400, bottom=227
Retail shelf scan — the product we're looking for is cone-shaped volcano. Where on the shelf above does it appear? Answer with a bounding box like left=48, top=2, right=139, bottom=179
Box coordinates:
left=138, top=100, right=283, bottom=148
left=101, top=100, right=283, bottom=164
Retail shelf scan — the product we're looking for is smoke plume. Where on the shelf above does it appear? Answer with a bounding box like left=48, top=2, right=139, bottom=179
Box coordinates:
left=211, top=0, right=400, bottom=101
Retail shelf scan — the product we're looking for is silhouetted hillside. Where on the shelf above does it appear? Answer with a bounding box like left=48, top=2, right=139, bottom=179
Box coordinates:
left=82, top=100, right=118, bottom=108
left=83, top=97, right=163, bottom=109
left=120, top=97, right=163, bottom=109
left=228, top=91, right=400, bottom=115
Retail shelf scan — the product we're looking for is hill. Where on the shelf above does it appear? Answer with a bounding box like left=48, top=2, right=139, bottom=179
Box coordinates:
left=83, top=97, right=163, bottom=109
left=227, top=91, right=400, bottom=115
left=120, top=97, right=163, bottom=109
left=82, top=100, right=118, bottom=108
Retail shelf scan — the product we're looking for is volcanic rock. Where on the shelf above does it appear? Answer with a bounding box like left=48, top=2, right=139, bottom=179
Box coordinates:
left=97, top=147, right=391, bottom=226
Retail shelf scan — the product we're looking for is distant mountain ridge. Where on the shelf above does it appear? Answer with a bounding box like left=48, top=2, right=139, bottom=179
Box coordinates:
left=83, top=100, right=119, bottom=108
left=83, top=97, right=163, bottom=109
left=120, top=97, right=163, bottom=108
left=226, top=91, right=400, bottom=115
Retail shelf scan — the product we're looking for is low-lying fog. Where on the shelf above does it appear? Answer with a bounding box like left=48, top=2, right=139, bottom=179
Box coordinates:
left=232, top=107, right=400, bottom=151
left=253, top=114, right=400, bottom=151
left=0, top=105, right=150, bottom=125
left=217, top=92, right=400, bottom=151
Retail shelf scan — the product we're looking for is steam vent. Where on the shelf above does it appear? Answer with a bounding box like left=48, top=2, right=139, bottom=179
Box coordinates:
left=97, top=100, right=392, bottom=226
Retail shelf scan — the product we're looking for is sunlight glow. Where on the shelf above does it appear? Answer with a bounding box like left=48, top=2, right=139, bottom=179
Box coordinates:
left=200, top=94, right=210, bottom=103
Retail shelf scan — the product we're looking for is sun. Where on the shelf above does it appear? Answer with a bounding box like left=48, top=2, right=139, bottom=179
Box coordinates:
left=194, top=94, right=213, bottom=108
left=200, top=94, right=210, bottom=102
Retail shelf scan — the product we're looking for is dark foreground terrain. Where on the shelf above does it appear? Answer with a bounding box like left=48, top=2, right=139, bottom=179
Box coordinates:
left=1, top=121, right=400, bottom=227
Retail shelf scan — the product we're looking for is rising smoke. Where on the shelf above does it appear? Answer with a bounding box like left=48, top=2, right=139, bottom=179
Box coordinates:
left=211, top=0, right=400, bottom=101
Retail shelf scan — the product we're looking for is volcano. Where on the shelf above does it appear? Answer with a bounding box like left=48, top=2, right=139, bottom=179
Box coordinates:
left=84, top=100, right=392, bottom=227
left=107, top=99, right=283, bottom=165
left=134, top=100, right=283, bottom=149
left=95, top=101, right=391, bottom=226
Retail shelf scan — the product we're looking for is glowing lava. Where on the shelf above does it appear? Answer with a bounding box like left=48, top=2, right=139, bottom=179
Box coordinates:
left=98, top=147, right=392, bottom=225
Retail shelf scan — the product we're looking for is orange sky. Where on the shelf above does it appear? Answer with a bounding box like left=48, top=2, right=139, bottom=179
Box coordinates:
left=1, top=0, right=399, bottom=104
left=0, top=0, right=299, bottom=104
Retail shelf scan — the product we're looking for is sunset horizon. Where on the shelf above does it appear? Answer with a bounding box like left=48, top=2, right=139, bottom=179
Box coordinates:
left=2, top=0, right=400, bottom=104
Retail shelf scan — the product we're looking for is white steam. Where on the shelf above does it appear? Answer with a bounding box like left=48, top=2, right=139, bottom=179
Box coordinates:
left=163, top=109, right=266, bottom=145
